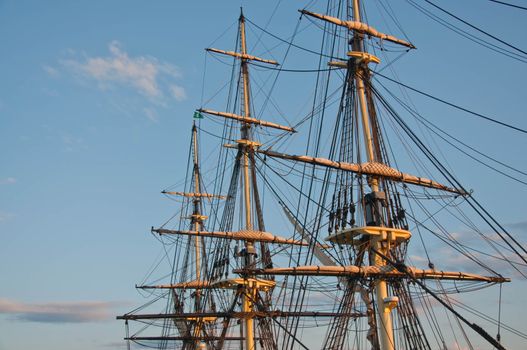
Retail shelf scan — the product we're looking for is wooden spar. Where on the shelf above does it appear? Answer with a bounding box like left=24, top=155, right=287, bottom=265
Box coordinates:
left=138, top=276, right=275, bottom=291
left=257, top=149, right=467, bottom=195
left=152, top=228, right=321, bottom=247
left=161, top=190, right=227, bottom=200
left=118, top=310, right=366, bottom=321
left=197, top=108, right=296, bottom=133
left=299, top=9, right=415, bottom=49
left=137, top=280, right=212, bottom=289
left=206, top=47, right=279, bottom=66
left=233, top=266, right=510, bottom=283
left=126, top=336, right=248, bottom=341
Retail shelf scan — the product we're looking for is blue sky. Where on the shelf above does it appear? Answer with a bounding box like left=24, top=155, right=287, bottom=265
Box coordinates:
left=1, top=1, right=526, bottom=349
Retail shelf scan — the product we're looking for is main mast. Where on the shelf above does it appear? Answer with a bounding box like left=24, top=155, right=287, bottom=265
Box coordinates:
left=351, top=1, right=395, bottom=349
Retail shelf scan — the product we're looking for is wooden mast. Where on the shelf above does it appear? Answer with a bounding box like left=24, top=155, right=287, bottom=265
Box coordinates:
left=352, top=1, right=394, bottom=349
left=192, top=123, right=202, bottom=283
left=239, top=10, right=256, bottom=350
left=142, top=10, right=279, bottom=348
left=191, top=122, right=206, bottom=349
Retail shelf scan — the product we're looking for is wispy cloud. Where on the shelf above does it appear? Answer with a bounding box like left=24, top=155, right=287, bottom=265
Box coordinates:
left=0, top=298, right=124, bottom=323
left=61, top=133, right=84, bottom=152
left=43, top=65, right=59, bottom=78
left=0, top=177, right=16, bottom=185
left=61, top=41, right=186, bottom=104
left=143, top=107, right=158, bottom=123
left=169, top=84, right=187, bottom=102
left=0, top=211, right=15, bottom=222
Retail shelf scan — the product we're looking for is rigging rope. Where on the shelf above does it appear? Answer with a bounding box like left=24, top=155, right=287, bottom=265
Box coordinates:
left=406, top=0, right=527, bottom=63
left=374, top=71, right=527, bottom=134
left=374, top=78, right=527, bottom=186
left=489, top=0, right=527, bottom=11
left=423, top=0, right=527, bottom=56
left=369, top=81, right=527, bottom=269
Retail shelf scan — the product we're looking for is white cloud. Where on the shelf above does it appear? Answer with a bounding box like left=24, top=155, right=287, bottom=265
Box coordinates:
left=169, top=84, right=187, bottom=101
left=143, top=107, right=158, bottom=123
left=0, top=211, right=14, bottom=222
left=0, top=177, right=16, bottom=185
left=62, top=41, right=186, bottom=104
left=0, top=298, right=124, bottom=323
left=43, top=65, right=59, bottom=77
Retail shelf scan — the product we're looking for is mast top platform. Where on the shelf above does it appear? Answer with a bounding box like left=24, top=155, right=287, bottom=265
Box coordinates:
left=326, top=226, right=411, bottom=245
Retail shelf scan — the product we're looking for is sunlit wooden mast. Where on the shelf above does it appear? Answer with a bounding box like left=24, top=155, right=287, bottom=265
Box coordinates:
left=240, top=11, right=260, bottom=350
left=354, top=2, right=394, bottom=348
left=301, top=2, right=415, bottom=349
left=127, top=21, right=296, bottom=342
left=162, top=124, right=211, bottom=288
left=239, top=11, right=255, bottom=350
left=203, top=10, right=281, bottom=350
left=190, top=123, right=203, bottom=301
left=146, top=124, right=229, bottom=347
left=189, top=122, right=213, bottom=347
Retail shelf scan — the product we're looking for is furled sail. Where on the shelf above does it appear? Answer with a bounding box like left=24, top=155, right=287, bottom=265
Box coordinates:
left=258, top=148, right=467, bottom=195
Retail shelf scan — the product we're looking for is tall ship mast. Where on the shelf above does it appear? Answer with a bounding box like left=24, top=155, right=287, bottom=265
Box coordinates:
left=118, top=2, right=526, bottom=349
